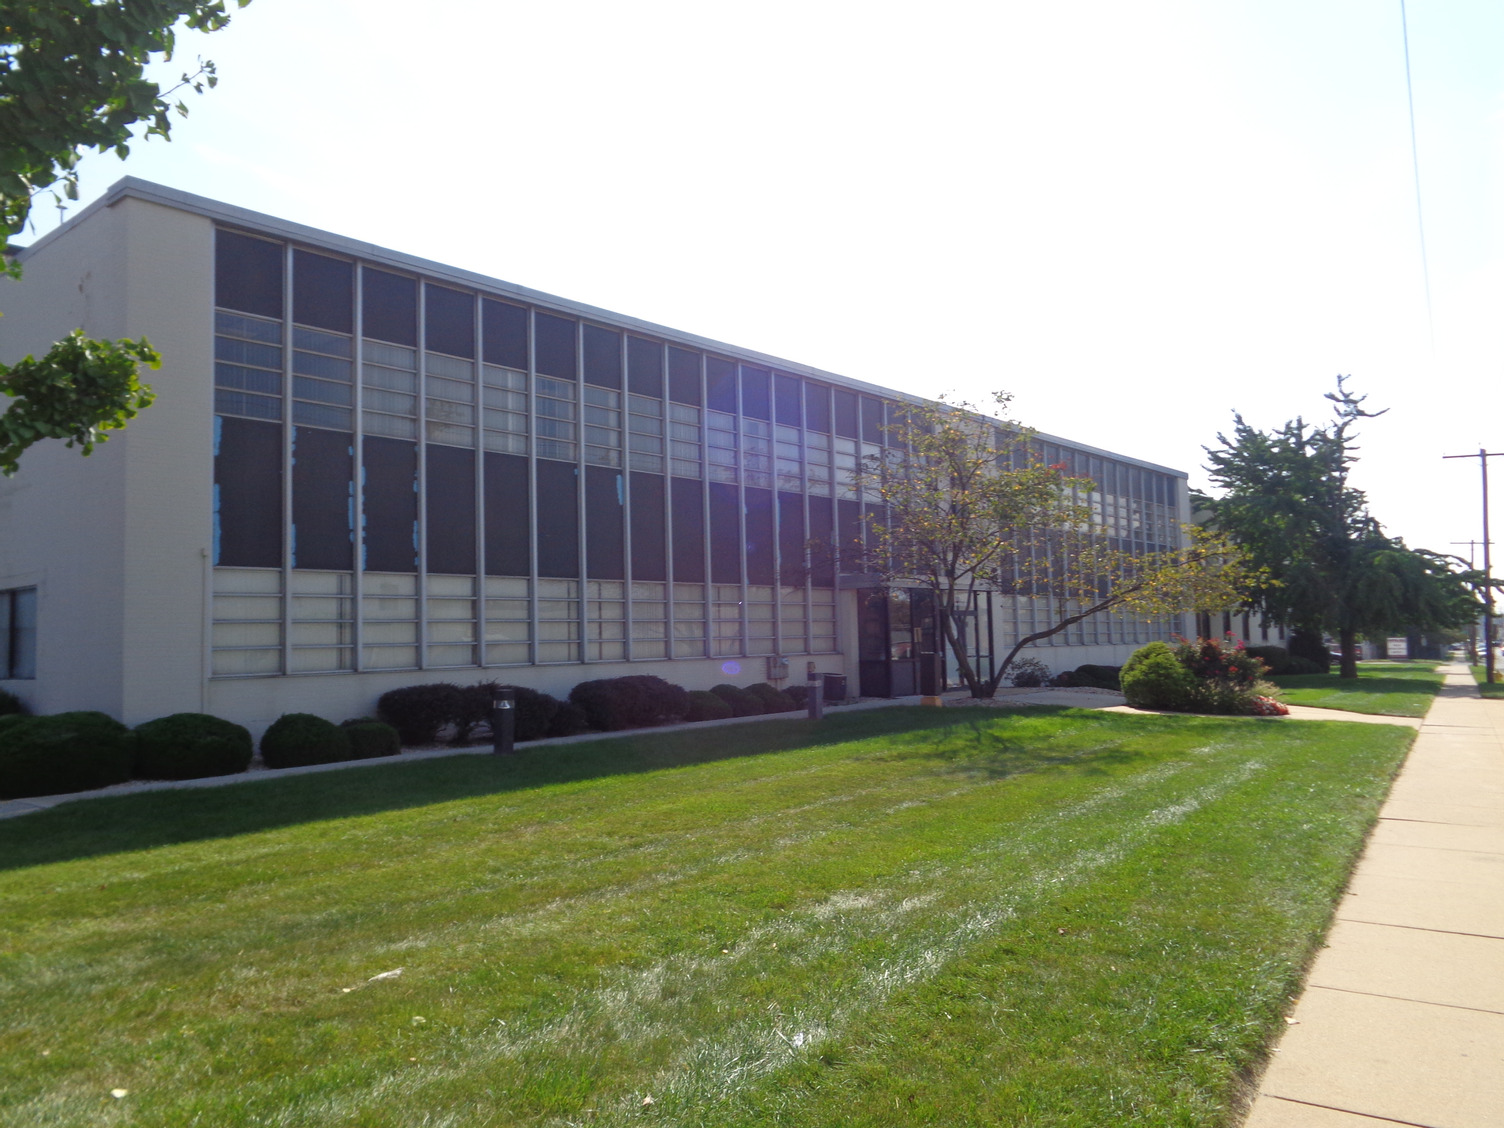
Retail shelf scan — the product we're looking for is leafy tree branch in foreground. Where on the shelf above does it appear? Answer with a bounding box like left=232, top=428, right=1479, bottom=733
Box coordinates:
left=852, top=392, right=1248, bottom=698
left=0, top=1, right=248, bottom=474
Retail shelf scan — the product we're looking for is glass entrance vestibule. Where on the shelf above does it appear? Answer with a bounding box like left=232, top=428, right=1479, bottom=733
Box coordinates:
left=855, top=587, right=998, bottom=698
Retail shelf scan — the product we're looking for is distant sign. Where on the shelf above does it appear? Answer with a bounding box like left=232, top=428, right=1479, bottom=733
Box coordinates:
left=1386, top=637, right=1408, bottom=658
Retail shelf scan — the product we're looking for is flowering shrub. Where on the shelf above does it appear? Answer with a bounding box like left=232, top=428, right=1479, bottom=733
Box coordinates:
left=1121, top=635, right=1286, bottom=716
left=1009, top=657, right=1052, bottom=688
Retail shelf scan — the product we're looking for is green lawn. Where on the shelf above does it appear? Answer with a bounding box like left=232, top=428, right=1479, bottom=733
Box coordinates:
left=0, top=707, right=1413, bottom=1127
left=1470, top=665, right=1504, bottom=698
left=1269, top=660, right=1444, bottom=717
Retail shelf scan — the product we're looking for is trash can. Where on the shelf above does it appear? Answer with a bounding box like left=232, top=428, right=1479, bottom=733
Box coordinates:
left=823, top=673, right=848, bottom=702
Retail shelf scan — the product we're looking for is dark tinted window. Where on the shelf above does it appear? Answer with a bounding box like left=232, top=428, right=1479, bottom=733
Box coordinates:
left=585, top=465, right=625, bottom=579
left=425, top=284, right=474, bottom=358
left=860, top=398, right=883, bottom=444
left=214, top=416, right=282, bottom=567
left=216, top=230, right=282, bottom=319
left=292, top=250, right=352, bottom=333
left=705, top=358, right=737, bottom=413
left=291, top=426, right=353, bottom=570
left=778, top=491, right=804, bottom=584
left=362, top=436, right=418, bottom=572
left=534, top=313, right=577, bottom=379
left=426, top=445, right=476, bottom=573
left=536, top=459, right=579, bottom=577
left=774, top=374, right=801, bottom=426
left=668, top=347, right=701, bottom=405
left=629, top=471, right=667, bottom=580
left=582, top=325, right=622, bottom=389
left=709, top=481, right=741, bottom=584
left=362, top=268, right=417, bottom=346
left=740, top=367, right=770, bottom=420
left=807, top=494, right=835, bottom=587
left=671, top=477, right=705, bottom=582
left=482, top=299, right=529, bottom=369
left=627, top=337, right=664, bottom=397
left=484, top=451, right=530, bottom=575
left=833, top=391, right=858, bottom=439
left=744, top=486, right=774, bottom=585
left=804, top=383, right=831, bottom=433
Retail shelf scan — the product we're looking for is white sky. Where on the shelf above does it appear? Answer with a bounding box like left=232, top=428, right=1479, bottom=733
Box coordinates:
left=25, top=0, right=1504, bottom=561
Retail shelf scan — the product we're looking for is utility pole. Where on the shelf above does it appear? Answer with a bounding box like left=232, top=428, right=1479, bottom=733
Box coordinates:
left=1451, top=540, right=1488, bottom=665
left=1444, top=450, right=1503, bottom=682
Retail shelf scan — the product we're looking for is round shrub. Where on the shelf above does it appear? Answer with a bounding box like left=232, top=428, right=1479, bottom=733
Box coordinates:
left=1244, top=646, right=1290, bottom=676
left=340, top=718, right=401, bottom=759
left=377, top=683, right=463, bottom=745
left=1008, top=657, right=1052, bottom=688
left=260, top=713, right=351, bottom=769
left=490, top=685, right=564, bottom=742
left=547, top=700, right=591, bottom=737
left=0, top=688, right=28, bottom=717
left=1120, top=643, right=1198, bottom=711
left=710, top=684, right=765, bottom=717
left=746, top=682, right=796, bottom=713
left=782, top=685, right=809, bottom=709
left=569, top=675, right=690, bottom=731
left=685, top=689, right=733, bottom=722
left=0, top=711, right=135, bottom=800
left=133, top=713, right=253, bottom=780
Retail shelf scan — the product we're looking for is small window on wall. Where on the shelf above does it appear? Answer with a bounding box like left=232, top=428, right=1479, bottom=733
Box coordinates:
left=1, top=587, right=37, bottom=680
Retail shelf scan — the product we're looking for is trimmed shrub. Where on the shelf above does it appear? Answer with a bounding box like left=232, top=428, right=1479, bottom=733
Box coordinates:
left=0, top=688, right=28, bottom=717
left=1244, top=646, right=1290, bottom=676
left=547, top=701, right=591, bottom=737
left=710, top=683, right=765, bottom=717
left=1120, top=643, right=1198, bottom=711
left=0, top=711, right=135, bottom=800
left=1074, top=664, right=1122, bottom=690
left=1008, top=657, right=1052, bottom=688
left=1173, top=636, right=1263, bottom=692
left=494, top=685, right=564, bottom=743
left=1282, top=655, right=1324, bottom=676
left=1288, top=629, right=1332, bottom=673
left=340, top=718, right=402, bottom=759
left=685, top=689, right=734, bottom=722
left=782, top=685, right=809, bottom=709
left=260, top=713, right=352, bottom=769
left=569, top=675, right=690, bottom=731
left=134, top=713, right=253, bottom=780
left=746, top=682, right=796, bottom=713
left=377, top=683, right=463, bottom=745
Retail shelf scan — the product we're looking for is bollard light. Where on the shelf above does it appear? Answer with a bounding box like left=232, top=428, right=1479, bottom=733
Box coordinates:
left=491, top=687, right=516, bottom=755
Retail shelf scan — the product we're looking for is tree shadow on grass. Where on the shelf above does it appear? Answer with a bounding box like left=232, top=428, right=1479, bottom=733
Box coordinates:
left=0, top=706, right=1069, bottom=872
left=1271, top=675, right=1442, bottom=698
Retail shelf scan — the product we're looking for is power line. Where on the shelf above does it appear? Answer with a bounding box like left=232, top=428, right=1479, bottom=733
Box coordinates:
left=1400, top=0, right=1434, bottom=348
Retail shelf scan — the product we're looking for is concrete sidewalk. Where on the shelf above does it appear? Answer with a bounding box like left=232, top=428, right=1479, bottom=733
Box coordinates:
left=1244, top=663, right=1504, bottom=1128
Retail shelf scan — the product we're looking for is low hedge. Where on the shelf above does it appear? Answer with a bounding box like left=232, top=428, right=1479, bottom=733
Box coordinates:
left=569, top=675, right=690, bottom=731
left=0, top=711, right=136, bottom=800
left=746, top=682, right=797, bottom=713
left=260, top=713, right=352, bottom=769
left=340, top=718, right=402, bottom=759
left=134, top=713, right=253, bottom=780
left=710, top=684, right=765, bottom=717
left=685, top=689, right=733, bottom=722
left=377, top=683, right=462, bottom=745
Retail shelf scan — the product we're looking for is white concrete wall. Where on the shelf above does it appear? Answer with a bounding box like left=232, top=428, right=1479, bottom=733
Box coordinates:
left=0, top=197, right=213, bottom=722
left=0, top=202, right=133, bottom=716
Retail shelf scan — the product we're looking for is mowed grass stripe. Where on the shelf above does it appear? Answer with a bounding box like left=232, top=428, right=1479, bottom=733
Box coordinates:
left=0, top=709, right=1411, bottom=1127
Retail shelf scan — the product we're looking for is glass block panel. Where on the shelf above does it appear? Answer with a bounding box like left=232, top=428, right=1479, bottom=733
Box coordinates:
left=485, top=576, right=530, bottom=597
left=291, top=622, right=353, bottom=647
left=427, top=575, right=473, bottom=599
left=427, top=374, right=473, bottom=401
left=294, top=377, right=352, bottom=406
left=217, top=310, right=282, bottom=342
left=486, top=643, right=531, bottom=664
left=485, top=598, right=529, bottom=618
left=538, top=578, right=579, bottom=599
left=673, top=639, right=706, bottom=657
left=426, top=353, right=474, bottom=379
left=485, top=621, right=530, bottom=642
left=364, top=365, right=418, bottom=393
left=587, top=620, right=625, bottom=641
left=588, top=641, right=627, bottom=661
left=363, top=621, right=418, bottom=644
left=632, top=601, right=667, bottom=619
left=631, top=620, right=667, bottom=639
left=426, top=421, right=474, bottom=446
left=214, top=568, right=283, bottom=595
left=362, top=645, right=419, bottom=669
left=293, top=352, right=352, bottom=381
left=584, top=446, right=622, bottom=467
left=216, top=363, right=281, bottom=395
left=672, top=620, right=707, bottom=639
left=215, top=389, right=282, bottom=420
left=363, top=597, right=417, bottom=620
left=536, top=375, right=575, bottom=400
left=537, top=642, right=580, bottom=662
left=426, top=644, right=476, bottom=666
left=632, top=639, right=668, bottom=659
left=212, top=649, right=282, bottom=676
left=482, top=365, right=527, bottom=389
left=364, top=340, right=417, bottom=367
left=538, top=602, right=578, bottom=621
left=364, top=412, right=417, bottom=438
left=294, top=326, right=352, bottom=356
left=365, top=388, right=416, bottom=415
left=427, top=620, right=477, bottom=643
left=212, top=622, right=280, bottom=648
left=290, top=595, right=351, bottom=621
left=483, top=431, right=528, bottom=454
left=292, top=401, right=352, bottom=429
